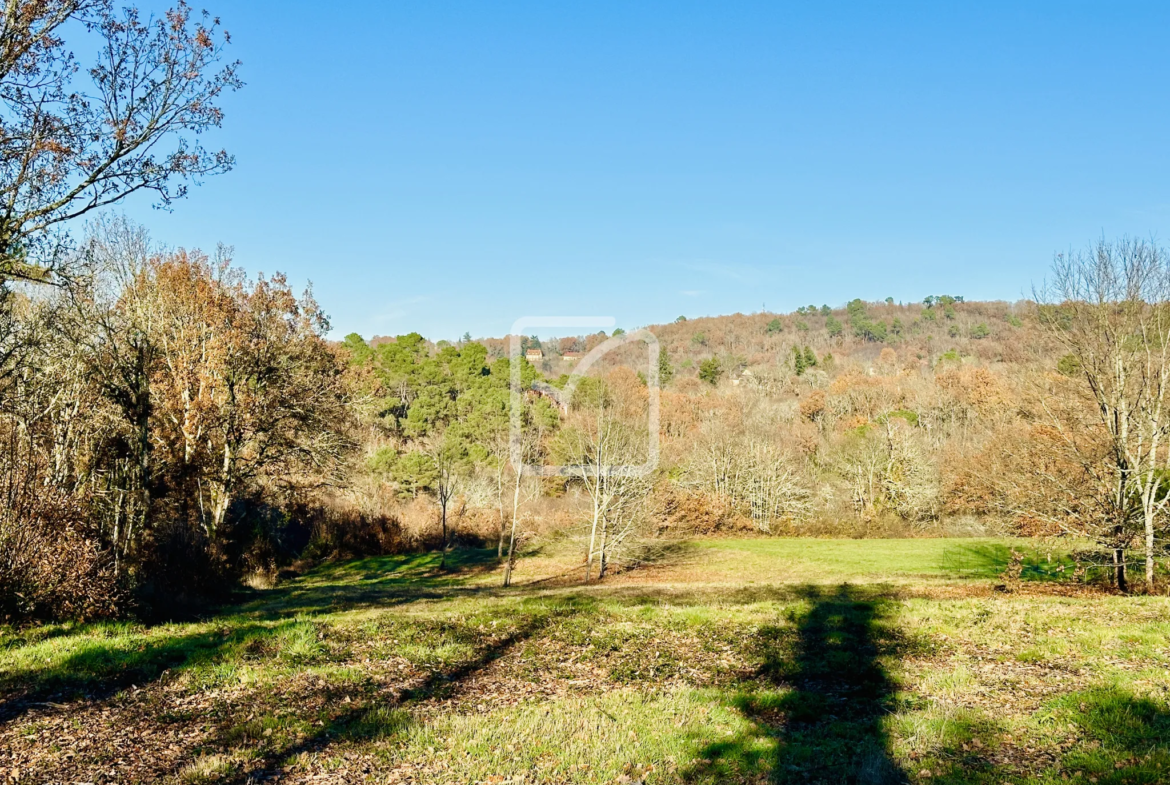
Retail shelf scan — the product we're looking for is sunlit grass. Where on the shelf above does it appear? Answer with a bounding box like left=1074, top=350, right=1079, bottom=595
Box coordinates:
left=2, top=539, right=1169, bottom=784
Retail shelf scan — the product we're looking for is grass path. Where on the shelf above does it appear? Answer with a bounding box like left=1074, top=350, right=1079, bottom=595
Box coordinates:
left=1, top=538, right=1168, bottom=784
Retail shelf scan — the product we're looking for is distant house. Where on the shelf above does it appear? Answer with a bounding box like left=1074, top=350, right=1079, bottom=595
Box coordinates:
left=730, top=365, right=751, bottom=385
left=525, top=348, right=544, bottom=362
left=562, top=351, right=582, bottom=362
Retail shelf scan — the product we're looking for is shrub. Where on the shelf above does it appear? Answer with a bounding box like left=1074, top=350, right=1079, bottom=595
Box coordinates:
left=1057, top=354, right=1082, bottom=376
left=698, top=357, right=722, bottom=385
left=0, top=487, right=121, bottom=623
left=800, top=390, right=827, bottom=421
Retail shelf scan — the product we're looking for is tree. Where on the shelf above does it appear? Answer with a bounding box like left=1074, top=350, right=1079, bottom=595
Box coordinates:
left=657, top=345, right=674, bottom=384
left=854, top=318, right=888, bottom=342
left=685, top=423, right=810, bottom=532
left=0, top=1, right=241, bottom=282
left=1039, top=238, right=1170, bottom=590
left=391, top=450, right=437, bottom=499
left=698, top=357, right=722, bottom=385
left=502, top=396, right=557, bottom=586
left=428, top=430, right=467, bottom=569
left=847, top=299, right=887, bottom=342
left=203, top=269, right=352, bottom=536
left=111, top=246, right=353, bottom=540
left=556, top=377, right=651, bottom=582
left=793, top=345, right=808, bottom=376
left=766, top=317, right=783, bottom=334
left=826, top=315, right=843, bottom=337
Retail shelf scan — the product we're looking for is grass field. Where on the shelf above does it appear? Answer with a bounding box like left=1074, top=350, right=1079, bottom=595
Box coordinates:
left=2, top=538, right=1168, bottom=784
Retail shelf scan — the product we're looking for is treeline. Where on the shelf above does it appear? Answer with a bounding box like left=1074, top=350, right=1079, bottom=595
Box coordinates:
left=6, top=231, right=1170, bottom=623
left=0, top=220, right=352, bottom=621
left=347, top=249, right=1170, bottom=594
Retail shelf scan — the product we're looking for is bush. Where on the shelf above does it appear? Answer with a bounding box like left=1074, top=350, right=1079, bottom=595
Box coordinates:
left=698, top=357, right=722, bottom=385
left=654, top=488, right=749, bottom=535
left=0, top=488, right=121, bottom=623
left=1057, top=354, right=1081, bottom=376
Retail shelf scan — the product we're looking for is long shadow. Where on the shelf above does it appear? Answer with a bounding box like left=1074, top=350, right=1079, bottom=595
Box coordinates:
left=0, top=549, right=501, bottom=725
left=685, top=585, right=910, bottom=784
left=213, top=599, right=581, bottom=785
left=0, top=621, right=297, bottom=723
left=938, top=542, right=1103, bottom=583
left=232, top=548, right=503, bottom=619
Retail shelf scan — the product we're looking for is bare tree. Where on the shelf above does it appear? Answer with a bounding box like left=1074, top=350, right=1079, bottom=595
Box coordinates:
left=502, top=408, right=548, bottom=588
left=687, top=429, right=810, bottom=531
left=557, top=383, right=652, bottom=583
left=427, top=430, right=466, bottom=570
left=0, top=1, right=241, bottom=281
left=1039, top=238, right=1170, bottom=590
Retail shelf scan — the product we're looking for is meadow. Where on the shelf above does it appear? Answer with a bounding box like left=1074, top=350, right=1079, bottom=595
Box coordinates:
left=2, top=538, right=1168, bottom=785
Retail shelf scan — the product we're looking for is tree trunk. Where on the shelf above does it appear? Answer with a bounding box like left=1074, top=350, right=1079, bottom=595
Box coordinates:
left=598, top=516, right=609, bottom=580
left=1145, top=517, right=1156, bottom=590
left=496, top=464, right=506, bottom=559
left=212, top=487, right=231, bottom=538
left=496, top=506, right=506, bottom=559
left=440, top=496, right=448, bottom=570
left=503, top=466, right=523, bottom=587
left=585, top=497, right=600, bottom=583
left=1114, top=547, right=1128, bottom=593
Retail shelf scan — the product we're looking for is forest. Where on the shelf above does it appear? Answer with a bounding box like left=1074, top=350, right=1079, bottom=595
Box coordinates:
left=4, top=224, right=1170, bottom=622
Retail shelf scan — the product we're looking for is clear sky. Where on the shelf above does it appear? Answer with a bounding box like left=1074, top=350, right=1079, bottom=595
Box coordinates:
left=120, top=1, right=1170, bottom=341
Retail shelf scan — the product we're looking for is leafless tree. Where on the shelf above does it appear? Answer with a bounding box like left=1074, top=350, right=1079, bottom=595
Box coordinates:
left=1039, top=238, right=1170, bottom=590
left=427, top=430, right=465, bottom=570
left=0, top=1, right=241, bottom=282
left=557, top=385, right=652, bottom=583
left=686, top=422, right=811, bottom=531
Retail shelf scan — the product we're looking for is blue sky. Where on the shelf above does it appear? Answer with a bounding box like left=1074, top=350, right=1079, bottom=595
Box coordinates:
left=120, top=1, right=1170, bottom=340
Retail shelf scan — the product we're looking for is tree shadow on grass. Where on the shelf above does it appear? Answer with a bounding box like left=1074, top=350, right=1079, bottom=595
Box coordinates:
left=207, top=598, right=584, bottom=785
left=0, top=620, right=301, bottom=723
left=0, top=549, right=502, bottom=725
left=1045, top=686, right=1170, bottom=785
left=684, top=585, right=910, bottom=784
left=938, top=543, right=1090, bottom=583
left=232, top=548, right=504, bottom=619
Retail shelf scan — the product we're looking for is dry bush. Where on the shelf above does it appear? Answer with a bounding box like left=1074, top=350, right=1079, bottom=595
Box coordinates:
left=304, top=501, right=407, bottom=560
left=653, top=487, right=751, bottom=535
left=0, top=486, right=120, bottom=623
left=799, top=389, right=827, bottom=421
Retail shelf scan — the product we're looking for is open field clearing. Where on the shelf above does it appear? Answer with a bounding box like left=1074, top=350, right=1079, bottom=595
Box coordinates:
left=2, top=538, right=1169, bottom=785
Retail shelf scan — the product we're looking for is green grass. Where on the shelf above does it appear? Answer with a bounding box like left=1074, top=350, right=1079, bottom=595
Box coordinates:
left=1, top=538, right=1168, bottom=784
left=623, top=537, right=1087, bottom=585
